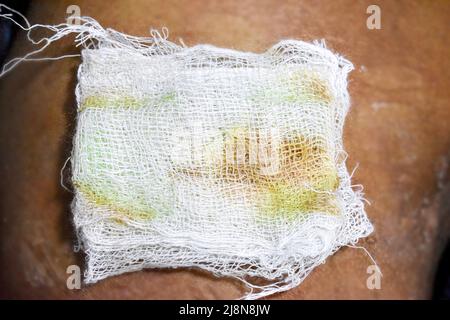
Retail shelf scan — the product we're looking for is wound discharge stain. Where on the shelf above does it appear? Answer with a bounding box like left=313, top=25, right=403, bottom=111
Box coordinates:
left=253, top=69, right=334, bottom=106
left=74, top=181, right=156, bottom=223
left=264, top=182, right=340, bottom=219
left=285, top=70, right=333, bottom=105
left=175, top=131, right=340, bottom=218
left=79, top=95, right=145, bottom=111
left=78, top=72, right=335, bottom=220
left=79, top=92, right=176, bottom=111
left=257, top=136, right=339, bottom=218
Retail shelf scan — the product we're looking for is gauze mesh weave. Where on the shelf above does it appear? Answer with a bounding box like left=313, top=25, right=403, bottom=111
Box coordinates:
left=71, top=37, right=373, bottom=299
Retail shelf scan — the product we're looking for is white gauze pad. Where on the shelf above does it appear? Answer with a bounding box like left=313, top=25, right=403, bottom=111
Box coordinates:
left=71, top=38, right=373, bottom=299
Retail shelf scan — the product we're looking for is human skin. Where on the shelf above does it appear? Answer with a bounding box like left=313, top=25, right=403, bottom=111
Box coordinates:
left=0, top=0, right=449, bottom=299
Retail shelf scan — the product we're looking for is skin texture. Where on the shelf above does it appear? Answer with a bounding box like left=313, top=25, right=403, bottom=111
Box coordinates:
left=0, top=0, right=450, bottom=299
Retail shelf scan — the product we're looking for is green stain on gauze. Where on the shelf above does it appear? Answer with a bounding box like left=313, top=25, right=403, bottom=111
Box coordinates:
left=252, top=69, right=333, bottom=105
left=283, top=70, right=333, bottom=105
left=160, top=92, right=176, bottom=103
left=259, top=158, right=340, bottom=218
left=74, top=181, right=156, bottom=222
left=73, top=123, right=173, bottom=223
left=76, top=76, right=336, bottom=222
left=80, top=95, right=145, bottom=111
left=173, top=129, right=341, bottom=218
left=262, top=182, right=340, bottom=219
left=258, top=136, right=340, bottom=218
left=311, top=162, right=340, bottom=191
left=79, top=92, right=177, bottom=111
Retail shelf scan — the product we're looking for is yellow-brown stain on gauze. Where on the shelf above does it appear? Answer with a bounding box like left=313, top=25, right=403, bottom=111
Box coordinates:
left=73, top=181, right=156, bottom=224
left=283, top=70, right=333, bottom=105
left=176, top=132, right=340, bottom=218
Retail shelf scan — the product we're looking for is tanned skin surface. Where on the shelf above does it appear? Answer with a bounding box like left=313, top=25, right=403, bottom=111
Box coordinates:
left=0, top=0, right=449, bottom=299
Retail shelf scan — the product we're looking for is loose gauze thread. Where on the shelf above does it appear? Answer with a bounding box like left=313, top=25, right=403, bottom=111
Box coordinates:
left=0, top=5, right=375, bottom=299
